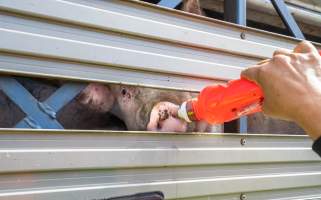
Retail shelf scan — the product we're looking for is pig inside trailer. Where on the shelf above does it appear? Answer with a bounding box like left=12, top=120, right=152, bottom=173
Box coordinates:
left=0, top=76, right=220, bottom=132
left=0, top=74, right=305, bottom=134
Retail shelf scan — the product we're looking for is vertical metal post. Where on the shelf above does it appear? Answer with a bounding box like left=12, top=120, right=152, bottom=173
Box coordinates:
left=224, top=0, right=246, bottom=26
left=271, top=0, right=305, bottom=39
left=224, top=0, right=247, bottom=133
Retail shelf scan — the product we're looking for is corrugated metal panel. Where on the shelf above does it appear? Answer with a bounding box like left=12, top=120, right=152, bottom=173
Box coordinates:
left=0, top=0, right=321, bottom=199
left=0, top=0, right=320, bottom=91
left=0, top=129, right=320, bottom=200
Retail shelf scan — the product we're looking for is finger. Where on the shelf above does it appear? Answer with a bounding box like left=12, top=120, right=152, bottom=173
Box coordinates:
left=273, top=48, right=292, bottom=57
left=241, top=65, right=261, bottom=82
left=256, top=59, right=270, bottom=66
left=272, top=54, right=292, bottom=65
left=294, top=41, right=318, bottom=54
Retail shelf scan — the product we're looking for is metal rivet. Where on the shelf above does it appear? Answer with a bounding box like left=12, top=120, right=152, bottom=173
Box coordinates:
left=240, top=138, right=246, bottom=146
left=240, top=32, right=246, bottom=39
left=240, top=193, right=247, bottom=200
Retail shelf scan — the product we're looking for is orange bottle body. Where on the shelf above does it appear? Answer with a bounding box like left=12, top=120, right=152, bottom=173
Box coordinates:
left=191, top=78, right=264, bottom=124
left=181, top=51, right=321, bottom=125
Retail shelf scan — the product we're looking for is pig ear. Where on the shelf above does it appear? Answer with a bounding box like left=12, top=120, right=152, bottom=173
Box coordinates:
left=78, top=83, right=115, bottom=112
left=182, top=0, right=203, bottom=15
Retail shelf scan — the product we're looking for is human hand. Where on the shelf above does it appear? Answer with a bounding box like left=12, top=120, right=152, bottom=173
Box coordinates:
left=241, top=41, right=321, bottom=139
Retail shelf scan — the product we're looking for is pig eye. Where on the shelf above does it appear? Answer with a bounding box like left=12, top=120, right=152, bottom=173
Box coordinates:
left=121, top=88, right=127, bottom=96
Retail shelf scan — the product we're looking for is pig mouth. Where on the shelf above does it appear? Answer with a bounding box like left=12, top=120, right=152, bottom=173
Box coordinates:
left=147, top=101, right=187, bottom=132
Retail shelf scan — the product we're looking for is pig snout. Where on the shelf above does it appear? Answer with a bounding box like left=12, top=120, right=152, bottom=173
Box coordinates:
left=147, top=101, right=187, bottom=132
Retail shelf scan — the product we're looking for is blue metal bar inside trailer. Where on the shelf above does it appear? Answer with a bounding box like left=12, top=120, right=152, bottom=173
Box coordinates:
left=44, top=82, right=87, bottom=112
left=271, top=0, right=305, bottom=39
left=16, top=82, right=87, bottom=129
left=0, top=77, right=64, bottom=129
left=224, top=0, right=247, bottom=133
left=0, top=76, right=87, bottom=129
left=224, top=0, right=247, bottom=26
left=158, top=0, right=181, bottom=8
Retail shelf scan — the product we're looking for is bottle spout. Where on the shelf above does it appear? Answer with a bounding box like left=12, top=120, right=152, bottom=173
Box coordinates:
left=178, top=101, right=192, bottom=123
left=178, top=100, right=199, bottom=123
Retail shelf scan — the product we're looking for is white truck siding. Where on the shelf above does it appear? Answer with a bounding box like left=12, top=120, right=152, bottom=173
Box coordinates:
left=0, top=0, right=320, bottom=199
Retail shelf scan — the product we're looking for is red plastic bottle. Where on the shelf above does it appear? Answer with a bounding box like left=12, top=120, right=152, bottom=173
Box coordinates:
left=178, top=51, right=321, bottom=124
left=177, top=78, right=264, bottom=124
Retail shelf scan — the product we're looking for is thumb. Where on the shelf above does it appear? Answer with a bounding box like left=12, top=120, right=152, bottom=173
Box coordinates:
left=241, top=65, right=261, bottom=83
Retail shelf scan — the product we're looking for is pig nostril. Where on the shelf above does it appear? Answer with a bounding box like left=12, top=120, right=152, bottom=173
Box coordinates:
left=158, top=109, right=169, bottom=121
left=164, top=110, right=169, bottom=119
left=121, top=88, right=127, bottom=96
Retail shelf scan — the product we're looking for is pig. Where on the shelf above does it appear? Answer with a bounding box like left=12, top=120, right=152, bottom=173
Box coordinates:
left=76, top=83, right=216, bottom=132
left=110, top=84, right=215, bottom=132
left=0, top=76, right=216, bottom=132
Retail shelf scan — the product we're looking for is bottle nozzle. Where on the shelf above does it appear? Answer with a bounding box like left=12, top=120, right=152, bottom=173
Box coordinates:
left=178, top=101, right=192, bottom=123
left=178, top=100, right=198, bottom=123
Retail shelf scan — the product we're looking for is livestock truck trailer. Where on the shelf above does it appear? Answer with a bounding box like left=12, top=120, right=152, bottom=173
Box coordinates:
left=0, top=0, right=321, bottom=199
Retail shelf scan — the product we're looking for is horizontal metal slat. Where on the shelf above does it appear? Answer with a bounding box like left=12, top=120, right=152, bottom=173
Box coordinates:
left=0, top=148, right=317, bottom=173
left=0, top=129, right=318, bottom=172
left=0, top=171, right=321, bottom=199
left=0, top=0, right=293, bottom=58
left=0, top=130, right=319, bottom=199
left=0, top=53, right=222, bottom=92
left=0, top=28, right=241, bottom=80
left=0, top=10, right=256, bottom=69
